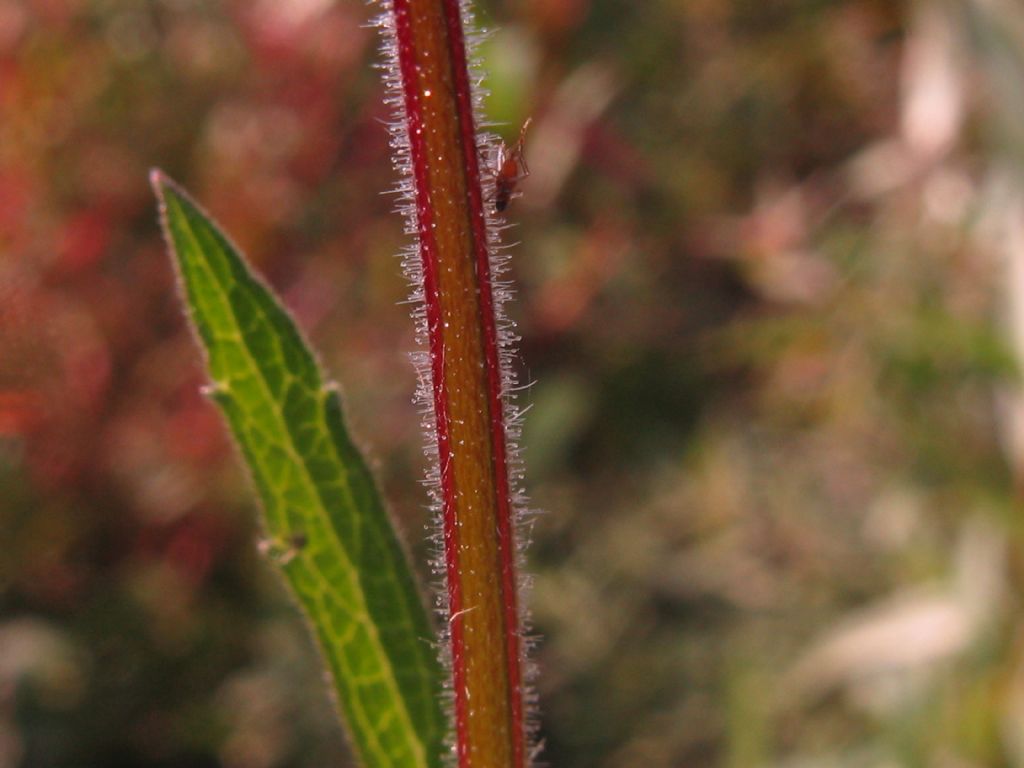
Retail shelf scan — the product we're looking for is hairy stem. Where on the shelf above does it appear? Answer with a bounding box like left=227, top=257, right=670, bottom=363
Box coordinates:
left=384, top=0, right=526, bottom=765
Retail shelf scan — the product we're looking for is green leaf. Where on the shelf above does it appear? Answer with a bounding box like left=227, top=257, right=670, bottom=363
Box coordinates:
left=151, top=170, right=445, bottom=768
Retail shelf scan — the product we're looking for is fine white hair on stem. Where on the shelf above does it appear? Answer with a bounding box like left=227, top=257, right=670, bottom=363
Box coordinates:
left=370, top=0, right=541, bottom=761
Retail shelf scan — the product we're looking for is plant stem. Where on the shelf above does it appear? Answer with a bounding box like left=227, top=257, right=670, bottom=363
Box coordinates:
left=385, top=0, right=526, bottom=765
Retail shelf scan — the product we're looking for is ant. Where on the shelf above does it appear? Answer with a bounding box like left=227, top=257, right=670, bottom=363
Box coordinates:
left=489, top=117, right=532, bottom=213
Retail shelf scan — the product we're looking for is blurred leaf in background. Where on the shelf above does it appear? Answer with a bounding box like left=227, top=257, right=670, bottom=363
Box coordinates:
left=4, top=0, right=1024, bottom=767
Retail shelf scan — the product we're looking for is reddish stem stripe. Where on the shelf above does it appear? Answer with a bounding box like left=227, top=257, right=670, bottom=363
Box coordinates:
left=390, top=0, right=525, bottom=766
left=439, top=4, right=525, bottom=767
left=391, top=3, right=469, bottom=758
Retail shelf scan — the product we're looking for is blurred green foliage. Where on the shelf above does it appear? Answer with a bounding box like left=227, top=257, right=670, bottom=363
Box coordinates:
left=3, top=0, right=1024, bottom=766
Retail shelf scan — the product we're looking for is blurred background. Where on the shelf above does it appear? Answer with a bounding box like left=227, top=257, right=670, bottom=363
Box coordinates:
left=3, top=0, right=1024, bottom=765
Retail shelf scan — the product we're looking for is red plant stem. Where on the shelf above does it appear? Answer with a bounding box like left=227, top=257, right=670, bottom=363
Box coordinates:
left=390, top=0, right=525, bottom=766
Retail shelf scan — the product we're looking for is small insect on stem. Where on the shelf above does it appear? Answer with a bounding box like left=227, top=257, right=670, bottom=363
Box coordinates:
left=492, top=117, right=532, bottom=213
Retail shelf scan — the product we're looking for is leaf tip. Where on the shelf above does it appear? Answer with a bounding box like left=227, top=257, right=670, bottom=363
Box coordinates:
left=151, top=168, right=197, bottom=212
left=150, top=168, right=178, bottom=241
left=149, top=167, right=176, bottom=207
